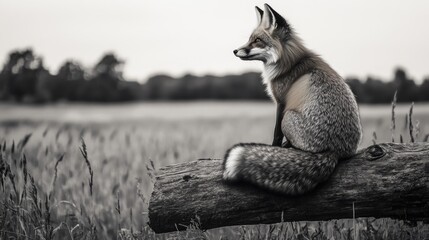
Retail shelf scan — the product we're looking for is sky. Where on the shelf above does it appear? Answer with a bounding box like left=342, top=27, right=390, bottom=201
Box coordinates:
left=1, top=0, right=428, bottom=82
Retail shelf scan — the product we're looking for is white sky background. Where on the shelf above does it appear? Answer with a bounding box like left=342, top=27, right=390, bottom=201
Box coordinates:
left=0, top=0, right=428, bottom=82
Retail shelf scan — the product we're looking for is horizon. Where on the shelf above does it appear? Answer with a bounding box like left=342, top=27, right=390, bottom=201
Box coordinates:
left=1, top=0, right=429, bottom=82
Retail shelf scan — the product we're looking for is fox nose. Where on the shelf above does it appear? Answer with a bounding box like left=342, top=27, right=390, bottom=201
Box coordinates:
left=233, top=49, right=238, bottom=55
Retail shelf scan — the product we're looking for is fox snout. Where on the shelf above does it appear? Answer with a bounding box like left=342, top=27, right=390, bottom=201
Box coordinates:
left=234, top=44, right=261, bottom=61
left=233, top=48, right=250, bottom=57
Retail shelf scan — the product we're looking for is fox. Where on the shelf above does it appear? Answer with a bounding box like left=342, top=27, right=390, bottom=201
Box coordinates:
left=223, top=4, right=362, bottom=195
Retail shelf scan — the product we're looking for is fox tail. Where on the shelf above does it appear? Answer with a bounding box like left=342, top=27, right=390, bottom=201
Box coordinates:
left=222, top=143, right=338, bottom=195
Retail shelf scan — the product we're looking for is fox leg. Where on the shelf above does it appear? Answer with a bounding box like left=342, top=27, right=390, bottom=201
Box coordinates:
left=272, top=103, right=285, bottom=146
left=282, top=140, right=293, bottom=148
left=282, top=110, right=327, bottom=153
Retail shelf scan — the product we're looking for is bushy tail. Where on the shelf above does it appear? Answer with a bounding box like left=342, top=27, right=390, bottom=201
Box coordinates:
left=222, top=143, right=338, bottom=195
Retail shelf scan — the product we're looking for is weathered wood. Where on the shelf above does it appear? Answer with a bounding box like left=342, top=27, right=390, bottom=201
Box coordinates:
left=148, top=143, right=429, bottom=233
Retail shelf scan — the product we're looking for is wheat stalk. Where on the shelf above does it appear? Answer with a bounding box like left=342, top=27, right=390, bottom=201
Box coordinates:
left=11, top=140, right=15, bottom=155
left=51, top=154, right=65, bottom=194
left=20, top=154, right=27, bottom=206
left=409, top=102, right=415, bottom=143
left=79, top=138, right=93, bottom=196
left=390, top=91, right=397, bottom=142
left=17, top=133, right=32, bottom=152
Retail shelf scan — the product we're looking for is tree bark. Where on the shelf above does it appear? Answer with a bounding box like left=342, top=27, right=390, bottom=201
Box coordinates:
left=148, top=143, right=429, bottom=233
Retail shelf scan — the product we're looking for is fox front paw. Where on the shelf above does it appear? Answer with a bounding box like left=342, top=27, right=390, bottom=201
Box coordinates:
left=223, top=145, right=244, bottom=181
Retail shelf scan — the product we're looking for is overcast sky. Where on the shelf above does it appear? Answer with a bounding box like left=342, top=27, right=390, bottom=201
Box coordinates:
left=1, top=0, right=428, bottom=82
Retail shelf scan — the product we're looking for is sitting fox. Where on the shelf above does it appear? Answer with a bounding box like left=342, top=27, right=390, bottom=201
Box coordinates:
left=223, top=4, right=362, bottom=195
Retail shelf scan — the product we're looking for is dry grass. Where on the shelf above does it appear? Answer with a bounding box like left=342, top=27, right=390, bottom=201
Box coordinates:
left=0, top=102, right=428, bottom=239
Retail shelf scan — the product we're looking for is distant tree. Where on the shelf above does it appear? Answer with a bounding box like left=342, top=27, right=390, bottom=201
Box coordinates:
left=393, top=67, right=419, bottom=102
left=57, top=60, right=86, bottom=81
left=0, top=49, right=47, bottom=102
left=145, top=74, right=176, bottom=100
left=143, top=72, right=268, bottom=101
left=76, top=53, right=126, bottom=102
left=93, top=52, right=124, bottom=80
left=117, top=80, right=145, bottom=101
left=420, top=77, right=429, bottom=102
left=363, top=77, right=396, bottom=104
left=346, top=78, right=367, bottom=103
left=44, top=60, right=87, bottom=101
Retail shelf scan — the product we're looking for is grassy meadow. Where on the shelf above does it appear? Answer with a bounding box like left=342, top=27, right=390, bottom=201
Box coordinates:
left=0, top=102, right=428, bottom=239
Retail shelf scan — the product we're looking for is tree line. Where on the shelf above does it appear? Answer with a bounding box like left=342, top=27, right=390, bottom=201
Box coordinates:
left=0, top=48, right=428, bottom=103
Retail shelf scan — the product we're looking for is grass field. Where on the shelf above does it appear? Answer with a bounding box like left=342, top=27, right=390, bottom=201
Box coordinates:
left=0, top=102, right=428, bottom=239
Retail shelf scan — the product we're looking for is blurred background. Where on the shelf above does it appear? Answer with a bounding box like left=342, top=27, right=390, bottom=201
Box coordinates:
left=0, top=0, right=428, bottom=239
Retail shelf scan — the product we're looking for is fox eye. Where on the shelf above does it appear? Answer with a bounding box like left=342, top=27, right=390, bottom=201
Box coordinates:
left=255, top=38, right=262, bottom=43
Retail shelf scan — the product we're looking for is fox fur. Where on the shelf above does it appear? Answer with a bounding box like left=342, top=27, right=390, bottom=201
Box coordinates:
left=224, top=4, right=362, bottom=195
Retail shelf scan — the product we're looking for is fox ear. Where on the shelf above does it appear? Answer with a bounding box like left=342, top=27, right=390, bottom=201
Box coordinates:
left=261, top=4, right=274, bottom=29
left=262, top=3, right=288, bottom=31
left=255, top=6, right=263, bottom=25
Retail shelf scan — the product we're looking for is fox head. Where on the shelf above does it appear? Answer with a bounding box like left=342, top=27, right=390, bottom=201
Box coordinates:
left=233, top=4, right=293, bottom=64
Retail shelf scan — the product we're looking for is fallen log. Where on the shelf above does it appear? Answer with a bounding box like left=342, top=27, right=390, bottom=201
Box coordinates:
left=148, top=143, right=429, bottom=233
